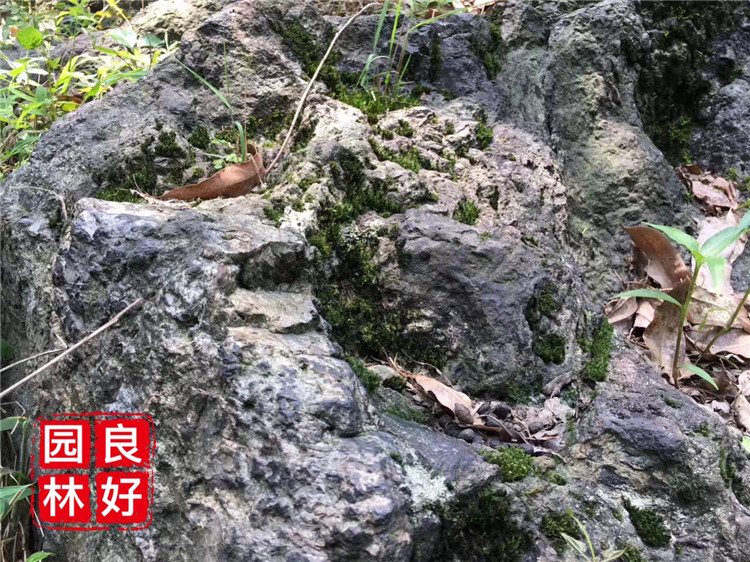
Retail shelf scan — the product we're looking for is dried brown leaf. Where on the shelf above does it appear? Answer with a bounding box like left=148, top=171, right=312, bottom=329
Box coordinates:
left=409, top=374, right=472, bottom=415
left=161, top=145, right=265, bottom=201
left=607, top=297, right=638, bottom=324
left=692, top=328, right=750, bottom=359
left=643, top=285, right=688, bottom=379
left=634, top=299, right=656, bottom=329
left=624, top=226, right=690, bottom=289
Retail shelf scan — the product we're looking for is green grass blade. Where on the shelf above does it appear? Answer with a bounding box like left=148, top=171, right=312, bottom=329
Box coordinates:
left=612, top=289, right=682, bottom=308
left=0, top=416, right=26, bottom=432
left=389, top=0, right=403, bottom=62
left=407, top=7, right=470, bottom=34
left=645, top=223, right=700, bottom=255
left=705, top=255, right=726, bottom=290
left=680, top=364, right=719, bottom=390
left=373, top=0, right=389, bottom=52
left=701, top=225, right=747, bottom=257
left=26, top=552, right=55, bottom=562
left=174, top=58, right=231, bottom=110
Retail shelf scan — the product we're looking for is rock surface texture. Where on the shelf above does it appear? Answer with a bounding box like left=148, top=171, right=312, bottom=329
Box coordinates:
left=3, top=0, right=750, bottom=561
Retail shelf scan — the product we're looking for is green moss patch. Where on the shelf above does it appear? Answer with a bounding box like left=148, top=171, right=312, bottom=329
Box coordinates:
left=481, top=447, right=534, bottom=482
left=369, top=138, right=425, bottom=173
left=476, top=122, right=494, bottom=150
left=541, top=511, right=581, bottom=553
left=188, top=125, right=210, bottom=150
left=434, top=488, right=532, bottom=561
left=534, top=334, right=566, bottom=364
left=345, top=355, right=380, bottom=394
left=623, top=498, right=670, bottom=547
left=583, top=319, right=613, bottom=382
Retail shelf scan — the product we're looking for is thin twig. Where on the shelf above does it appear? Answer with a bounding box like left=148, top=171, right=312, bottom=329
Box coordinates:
left=0, top=348, right=66, bottom=374
left=0, top=299, right=143, bottom=400
left=266, top=2, right=381, bottom=177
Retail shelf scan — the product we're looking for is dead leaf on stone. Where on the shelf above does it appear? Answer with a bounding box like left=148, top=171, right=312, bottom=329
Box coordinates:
left=624, top=226, right=690, bottom=289
left=409, top=374, right=473, bottom=416
left=735, top=394, right=750, bottom=431
left=692, top=180, right=736, bottom=209
left=161, top=144, right=265, bottom=201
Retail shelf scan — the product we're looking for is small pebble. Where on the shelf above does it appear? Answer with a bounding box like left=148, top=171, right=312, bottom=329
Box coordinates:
left=458, top=428, right=475, bottom=443
left=493, top=402, right=512, bottom=419
left=438, top=414, right=453, bottom=428
left=477, top=402, right=492, bottom=416
left=486, top=415, right=503, bottom=428
left=445, top=422, right=462, bottom=437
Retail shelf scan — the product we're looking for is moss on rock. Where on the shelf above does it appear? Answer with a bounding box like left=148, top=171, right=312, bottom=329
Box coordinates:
left=481, top=447, right=534, bottom=482
left=623, top=498, right=670, bottom=547
left=434, top=488, right=532, bottom=561
left=541, top=511, right=581, bottom=553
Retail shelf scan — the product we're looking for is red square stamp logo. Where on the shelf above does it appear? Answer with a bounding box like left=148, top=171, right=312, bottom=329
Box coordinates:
left=95, top=471, right=151, bottom=524
left=32, top=413, right=155, bottom=531
left=39, top=420, right=90, bottom=469
left=37, top=474, right=91, bottom=524
left=95, top=418, right=151, bottom=468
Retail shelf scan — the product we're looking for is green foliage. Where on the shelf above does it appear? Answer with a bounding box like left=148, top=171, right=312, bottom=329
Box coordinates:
left=471, top=22, right=505, bottom=80
left=541, top=511, right=581, bottom=553
left=434, top=488, right=532, bottom=562
left=613, top=218, right=750, bottom=387
left=383, top=376, right=407, bottom=391
left=452, top=198, right=480, bottom=225
left=1, top=4, right=175, bottom=176
left=395, top=119, right=413, bottom=137
left=623, top=498, right=670, bottom=547
left=345, top=355, right=380, bottom=393
left=0, top=339, right=13, bottom=362
left=542, top=471, right=567, bottom=486
left=0, top=414, right=54, bottom=561
left=726, top=167, right=740, bottom=182
left=664, top=397, right=681, bottom=409
left=476, top=121, right=494, bottom=150
left=583, top=320, right=613, bottom=383
left=263, top=205, right=284, bottom=226
left=481, top=447, right=534, bottom=482
left=369, top=138, right=423, bottom=173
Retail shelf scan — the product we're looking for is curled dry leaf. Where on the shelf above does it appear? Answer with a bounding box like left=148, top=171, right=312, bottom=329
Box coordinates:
left=624, top=226, right=689, bottom=289
left=161, top=144, right=265, bottom=201
left=409, top=374, right=472, bottom=416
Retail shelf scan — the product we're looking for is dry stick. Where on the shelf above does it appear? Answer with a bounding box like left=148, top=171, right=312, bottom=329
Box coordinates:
left=0, top=299, right=143, bottom=400
left=0, top=348, right=66, bottom=374
left=265, top=2, right=381, bottom=177
left=703, top=285, right=750, bottom=355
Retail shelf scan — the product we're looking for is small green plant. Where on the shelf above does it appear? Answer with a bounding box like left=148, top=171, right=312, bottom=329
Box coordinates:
left=614, top=217, right=750, bottom=389
left=452, top=198, right=480, bottom=225
left=480, top=447, right=534, bottom=482
left=0, top=415, right=55, bottom=561
left=558, top=510, right=625, bottom=561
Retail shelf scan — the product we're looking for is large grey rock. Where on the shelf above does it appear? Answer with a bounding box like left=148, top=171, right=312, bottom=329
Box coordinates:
left=4, top=1, right=750, bottom=561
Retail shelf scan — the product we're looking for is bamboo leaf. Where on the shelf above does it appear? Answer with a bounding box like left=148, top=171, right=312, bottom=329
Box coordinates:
left=680, top=364, right=719, bottom=390
left=612, top=289, right=682, bottom=308
left=701, top=226, right=747, bottom=257
left=705, top=255, right=727, bottom=291
left=645, top=223, right=700, bottom=256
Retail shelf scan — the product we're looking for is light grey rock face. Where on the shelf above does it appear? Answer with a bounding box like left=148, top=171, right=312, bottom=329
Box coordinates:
left=3, top=1, right=750, bottom=561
